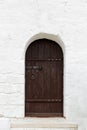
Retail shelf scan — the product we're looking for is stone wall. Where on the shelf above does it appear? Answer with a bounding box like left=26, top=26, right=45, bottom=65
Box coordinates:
left=0, top=0, right=87, bottom=130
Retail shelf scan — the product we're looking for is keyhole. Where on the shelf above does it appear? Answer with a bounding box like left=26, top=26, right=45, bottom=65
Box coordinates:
left=31, top=74, right=35, bottom=79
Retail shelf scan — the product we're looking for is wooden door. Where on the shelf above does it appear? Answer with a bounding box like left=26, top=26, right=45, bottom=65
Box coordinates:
left=25, top=39, right=63, bottom=117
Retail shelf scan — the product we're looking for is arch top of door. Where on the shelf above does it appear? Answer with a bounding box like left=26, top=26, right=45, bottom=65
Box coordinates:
left=25, top=33, right=65, bottom=55
left=25, top=38, right=63, bottom=61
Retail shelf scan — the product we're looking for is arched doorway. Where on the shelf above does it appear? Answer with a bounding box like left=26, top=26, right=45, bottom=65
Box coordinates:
left=25, top=39, right=63, bottom=117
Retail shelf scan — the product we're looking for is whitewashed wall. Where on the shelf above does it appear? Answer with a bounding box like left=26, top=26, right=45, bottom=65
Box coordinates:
left=0, top=0, right=87, bottom=130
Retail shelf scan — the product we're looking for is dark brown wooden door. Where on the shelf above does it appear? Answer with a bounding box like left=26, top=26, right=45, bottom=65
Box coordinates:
left=25, top=39, right=63, bottom=117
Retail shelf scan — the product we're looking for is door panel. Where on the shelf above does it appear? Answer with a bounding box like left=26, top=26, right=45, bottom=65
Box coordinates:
left=25, top=39, right=63, bottom=117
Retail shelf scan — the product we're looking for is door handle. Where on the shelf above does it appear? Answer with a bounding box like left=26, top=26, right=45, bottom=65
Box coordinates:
left=26, top=66, right=42, bottom=71
left=33, top=66, right=42, bottom=70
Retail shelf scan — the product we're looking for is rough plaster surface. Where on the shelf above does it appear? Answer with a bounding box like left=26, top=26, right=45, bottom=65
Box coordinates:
left=0, top=118, right=10, bottom=130
left=0, top=0, right=87, bottom=130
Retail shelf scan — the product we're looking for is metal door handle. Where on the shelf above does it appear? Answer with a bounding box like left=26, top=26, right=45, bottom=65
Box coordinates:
left=33, top=66, right=42, bottom=70
left=26, top=66, right=42, bottom=70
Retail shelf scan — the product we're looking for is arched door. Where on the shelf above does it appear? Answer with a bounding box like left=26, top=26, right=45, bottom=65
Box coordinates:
left=25, top=39, right=63, bottom=117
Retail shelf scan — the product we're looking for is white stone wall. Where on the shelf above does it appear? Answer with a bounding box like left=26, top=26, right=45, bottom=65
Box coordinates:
left=0, top=118, right=10, bottom=130
left=0, top=0, right=87, bottom=130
